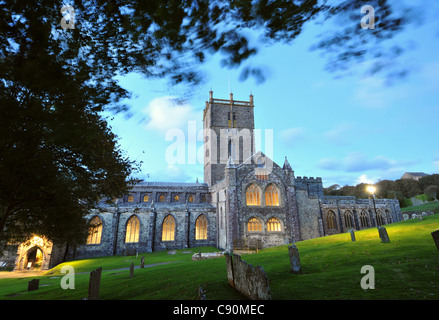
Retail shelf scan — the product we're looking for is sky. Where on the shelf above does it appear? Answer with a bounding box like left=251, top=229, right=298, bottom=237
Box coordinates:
left=105, top=1, right=439, bottom=188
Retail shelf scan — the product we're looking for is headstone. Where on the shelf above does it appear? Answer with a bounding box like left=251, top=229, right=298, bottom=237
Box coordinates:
left=198, top=287, right=207, bottom=300
left=28, top=279, right=39, bottom=291
left=130, top=262, right=134, bottom=278
left=378, top=226, right=390, bottom=243
left=88, top=267, right=102, bottom=300
left=167, top=250, right=177, bottom=255
left=431, top=230, right=439, bottom=251
left=348, top=229, right=356, bottom=242
left=412, top=214, right=418, bottom=219
left=288, top=244, right=302, bottom=274
left=403, top=214, right=409, bottom=221
left=140, top=256, right=145, bottom=268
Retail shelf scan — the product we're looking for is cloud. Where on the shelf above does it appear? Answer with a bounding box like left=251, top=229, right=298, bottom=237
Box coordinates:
left=317, top=152, right=406, bottom=174
left=143, top=96, right=197, bottom=133
left=324, top=123, right=354, bottom=146
left=434, top=151, right=439, bottom=171
left=344, top=152, right=396, bottom=172
left=279, top=127, right=306, bottom=146
left=317, top=158, right=340, bottom=170
left=355, top=174, right=379, bottom=185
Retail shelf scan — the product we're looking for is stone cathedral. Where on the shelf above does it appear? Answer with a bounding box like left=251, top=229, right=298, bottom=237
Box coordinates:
left=2, top=91, right=402, bottom=271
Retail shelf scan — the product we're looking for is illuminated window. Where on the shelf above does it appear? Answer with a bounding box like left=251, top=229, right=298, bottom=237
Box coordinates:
left=143, top=194, right=150, bottom=202
left=195, top=215, right=208, bottom=240
left=247, top=217, right=262, bottom=232
left=87, top=216, right=103, bottom=245
left=344, top=211, right=354, bottom=229
left=125, top=215, right=140, bottom=243
left=127, top=195, right=134, bottom=202
left=173, top=195, right=179, bottom=202
left=267, top=217, right=281, bottom=232
left=360, top=211, right=369, bottom=228
left=188, top=195, right=194, bottom=203
left=246, top=184, right=261, bottom=206
left=162, top=215, right=175, bottom=241
left=327, top=210, right=336, bottom=229
left=158, top=195, right=165, bottom=202
left=265, top=185, right=280, bottom=206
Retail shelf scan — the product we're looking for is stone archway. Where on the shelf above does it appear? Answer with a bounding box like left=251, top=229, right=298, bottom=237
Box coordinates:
left=24, top=246, right=44, bottom=270
left=14, top=236, right=53, bottom=271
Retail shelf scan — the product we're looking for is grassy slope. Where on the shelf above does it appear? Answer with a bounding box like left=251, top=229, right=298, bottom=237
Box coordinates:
left=1, top=215, right=439, bottom=300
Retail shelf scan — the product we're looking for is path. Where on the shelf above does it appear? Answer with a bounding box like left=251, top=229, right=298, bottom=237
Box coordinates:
left=0, top=261, right=183, bottom=279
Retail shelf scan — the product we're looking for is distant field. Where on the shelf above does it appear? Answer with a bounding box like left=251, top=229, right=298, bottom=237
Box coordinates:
left=1, top=215, right=439, bottom=300
left=401, top=201, right=439, bottom=213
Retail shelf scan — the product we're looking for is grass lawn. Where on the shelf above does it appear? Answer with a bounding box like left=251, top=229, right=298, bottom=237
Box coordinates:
left=1, top=215, right=438, bottom=300
left=401, top=202, right=439, bottom=213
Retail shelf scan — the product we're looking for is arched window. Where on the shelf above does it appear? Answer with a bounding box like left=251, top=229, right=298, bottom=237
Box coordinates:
left=267, top=217, right=282, bottom=232
left=127, top=195, right=134, bottom=202
left=143, top=194, right=150, bottom=202
left=344, top=211, right=354, bottom=229
left=327, top=210, right=336, bottom=229
left=265, top=184, right=280, bottom=206
left=195, top=215, right=208, bottom=240
left=247, top=217, right=263, bottom=232
left=188, top=195, right=194, bottom=203
left=173, top=195, right=179, bottom=202
left=158, top=195, right=165, bottom=202
left=246, top=184, right=261, bottom=206
left=376, top=210, right=384, bottom=226
left=162, top=215, right=175, bottom=241
left=87, top=216, right=103, bottom=245
left=360, top=211, right=369, bottom=228
left=125, top=215, right=140, bottom=243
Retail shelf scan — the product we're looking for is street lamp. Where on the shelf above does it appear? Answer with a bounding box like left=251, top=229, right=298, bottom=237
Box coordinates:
left=367, top=185, right=378, bottom=228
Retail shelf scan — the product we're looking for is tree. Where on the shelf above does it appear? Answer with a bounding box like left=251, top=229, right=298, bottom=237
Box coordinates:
left=0, top=0, right=421, bottom=245
left=424, top=185, right=438, bottom=201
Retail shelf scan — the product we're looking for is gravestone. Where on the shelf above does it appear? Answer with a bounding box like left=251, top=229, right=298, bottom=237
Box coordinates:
left=88, top=267, right=102, bottom=300
left=378, top=226, right=390, bottom=243
left=403, top=214, right=409, bottom=221
left=198, top=287, right=207, bottom=300
left=288, top=244, right=302, bottom=274
left=28, top=279, right=39, bottom=291
left=140, top=256, right=145, bottom=268
left=431, top=230, right=439, bottom=251
left=130, top=262, right=135, bottom=278
left=348, top=229, right=356, bottom=242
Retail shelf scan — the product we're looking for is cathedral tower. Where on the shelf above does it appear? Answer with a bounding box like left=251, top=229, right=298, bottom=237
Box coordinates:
left=203, top=91, right=255, bottom=186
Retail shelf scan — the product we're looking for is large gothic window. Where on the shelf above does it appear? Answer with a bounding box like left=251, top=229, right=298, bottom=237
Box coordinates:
left=246, top=184, right=261, bottom=206
left=267, top=217, right=282, bottom=232
left=360, top=211, right=369, bottom=228
left=344, top=211, right=354, bottom=229
left=376, top=210, right=384, bottom=226
left=125, top=215, right=140, bottom=243
left=326, top=210, right=337, bottom=229
left=265, top=184, right=280, bottom=206
left=247, top=217, right=263, bottom=232
left=162, top=215, right=175, bottom=241
left=195, top=215, right=208, bottom=240
left=87, top=216, right=103, bottom=245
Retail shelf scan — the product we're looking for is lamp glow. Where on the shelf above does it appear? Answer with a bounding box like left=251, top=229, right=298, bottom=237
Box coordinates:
left=367, top=186, right=376, bottom=194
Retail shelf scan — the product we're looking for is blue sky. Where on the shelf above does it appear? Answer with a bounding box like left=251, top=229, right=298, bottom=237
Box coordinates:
left=107, top=2, right=439, bottom=188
